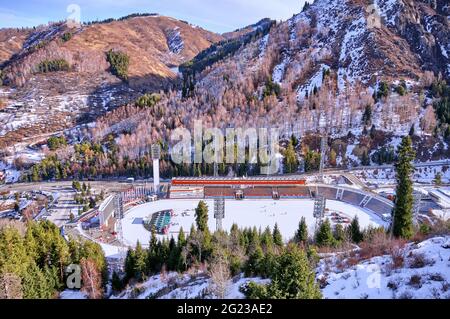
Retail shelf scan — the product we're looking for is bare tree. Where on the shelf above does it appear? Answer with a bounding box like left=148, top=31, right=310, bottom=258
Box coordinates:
left=208, top=255, right=231, bottom=299
left=81, top=259, right=103, bottom=299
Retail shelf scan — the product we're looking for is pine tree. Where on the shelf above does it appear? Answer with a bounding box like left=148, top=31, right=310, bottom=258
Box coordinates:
left=260, top=226, right=273, bottom=250
left=133, top=241, right=147, bottom=281
left=178, top=227, right=186, bottom=246
left=362, top=104, right=372, bottom=126
left=111, top=271, right=123, bottom=292
left=272, top=223, right=283, bottom=246
left=434, top=172, right=443, bottom=186
left=333, top=224, right=345, bottom=243
left=284, top=141, right=298, bottom=173
left=392, top=136, right=416, bottom=239
left=245, top=246, right=264, bottom=277
left=124, top=248, right=135, bottom=280
left=243, top=245, right=322, bottom=299
left=350, top=216, right=363, bottom=243
left=195, top=201, right=209, bottom=233
left=409, top=124, right=415, bottom=137
left=315, top=219, right=335, bottom=247
left=294, top=217, right=308, bottom=244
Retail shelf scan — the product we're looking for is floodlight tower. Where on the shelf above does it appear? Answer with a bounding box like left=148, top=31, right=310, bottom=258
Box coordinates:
left=318, top=112, right=328, bottom=183
left=214, top=197, right=225, bottom=231
left=151, top=144, right=161, bottom=194
left=313, top=113, right=328, bottom=230
left=114, top=194, right=126, bottom=269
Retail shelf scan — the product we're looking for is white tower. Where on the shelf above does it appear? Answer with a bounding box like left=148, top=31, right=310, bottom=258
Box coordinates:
left=151, top=144, right=161, bottom=194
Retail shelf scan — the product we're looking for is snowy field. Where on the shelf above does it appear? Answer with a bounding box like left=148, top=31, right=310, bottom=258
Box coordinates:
left=120, top=199, right=386, bottom=247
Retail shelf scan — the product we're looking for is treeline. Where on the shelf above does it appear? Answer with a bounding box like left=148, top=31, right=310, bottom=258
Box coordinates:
left=0, top=221, right=107, bottom=299
left=432, top=80, right=450, bottom=138
left=36, top=59, right=70, bottom=73
left=84, top=13, right=159, bottom=26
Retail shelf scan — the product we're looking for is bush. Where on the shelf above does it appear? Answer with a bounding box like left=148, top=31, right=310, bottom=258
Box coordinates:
left=106, top=50, right=129, bottom=80
left=376, top=81, right=390, bottom=100
left=61, top=32, right=73, bottom=42
left=36, top=59, right=70, bottom=73
left=135, top=93, right=161, bottom=108
left=47, top=135, right=67, bottom=150
left=408, top=274, right=422, bottom=288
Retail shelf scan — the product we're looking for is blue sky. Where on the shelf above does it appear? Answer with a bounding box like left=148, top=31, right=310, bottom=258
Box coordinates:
left=0, top=0, right=307, bottom=33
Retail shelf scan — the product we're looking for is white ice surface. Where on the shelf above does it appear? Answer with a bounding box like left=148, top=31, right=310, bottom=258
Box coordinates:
left=121, top=199, right=385, bottom=248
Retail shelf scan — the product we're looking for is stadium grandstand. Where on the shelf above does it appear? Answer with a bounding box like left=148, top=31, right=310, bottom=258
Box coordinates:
left=170, top=176, right=307, bottom=200
left=169, top=176, right=394, bottom=220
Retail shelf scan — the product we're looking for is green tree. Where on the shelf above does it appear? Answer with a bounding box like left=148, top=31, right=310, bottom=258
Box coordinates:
left=133, top=241, right=147, bottom=282
left=294, top=217, right=308, bottom=244
left=349, top=216, right=363, bottom=243
left=272, top=223, right=283, bottom=246
left=195, top=201, right=209, bottom=233
left=333, top=224, right=345, bottom=243
left=284, top=141, right=298, bottom=173
left=392, top=136, right=416, bottom=239
left=242, top=245, right=322, bottom=299
left=315, top=219, right=335, bottom=247
left=362, top=104, right=372, bottom=126
left=106, top=50, right=129, bottom=80
left=434, top=172, right=443, bottom=186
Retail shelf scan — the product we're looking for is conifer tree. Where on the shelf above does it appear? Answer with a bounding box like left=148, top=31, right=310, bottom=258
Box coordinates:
left=333, top=223, right=345, bottom=243
left=133, top=241, right=147, bottom=282
left=273, top=223, right=283, bottom=246
left=392, top=136, right=415, bottom=239
left=350, top=216, right=363, bottom=243
left=294, top=217, right=308, bottom=244
left=243, top=245, right=322, bottom=299
left=315, top=219, right=335, bottom=247
left=195, top=201, right=209, bottom=233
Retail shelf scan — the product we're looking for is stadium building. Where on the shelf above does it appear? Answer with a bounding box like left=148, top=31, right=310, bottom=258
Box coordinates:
left=169, top=176, right=309, bottom=200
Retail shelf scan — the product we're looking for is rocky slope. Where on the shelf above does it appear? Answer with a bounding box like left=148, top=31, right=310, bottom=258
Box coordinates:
left=2, top=14, right=223, bottom=88
left=0, top=15, right=223, bottom=148
left=84, top=0, right=450, bottom=167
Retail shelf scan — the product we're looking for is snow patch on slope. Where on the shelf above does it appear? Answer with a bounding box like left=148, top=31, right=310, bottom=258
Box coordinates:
left=338, top=16, right=368, bottom=91
left=167, top=27, right=184, bottom=54
left=297, top=64, right=330, bottom=100
left=374, top=0, right=404, bottom=26
left=318, top=236, right=450, bottom=299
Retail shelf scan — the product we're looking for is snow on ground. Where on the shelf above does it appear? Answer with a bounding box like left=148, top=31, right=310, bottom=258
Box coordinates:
left=272, top=55, right=289, bottom=84
left=120, top=199, right=385, bottom=248
left=167, top=27, right=184, bottom=54
left=297, top=64, right=330, bottom=100
left=337, top=15, right=368, bottom=91
left=345, top=145, right=361, bottom=166
left=60, top=290, right=88, bottom=299
left=374, top=0, right=404, bottom=27
left=111, top=272, right=270, bottom=299
left=318, top=236, right=450, bottom=299
left=0, top=161, right=21, bottom=183
left=355, top=165, right=450, bottom=185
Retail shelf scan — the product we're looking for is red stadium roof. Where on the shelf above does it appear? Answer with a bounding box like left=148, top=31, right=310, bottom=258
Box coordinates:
left=172, top=177, right=306, bottom=186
